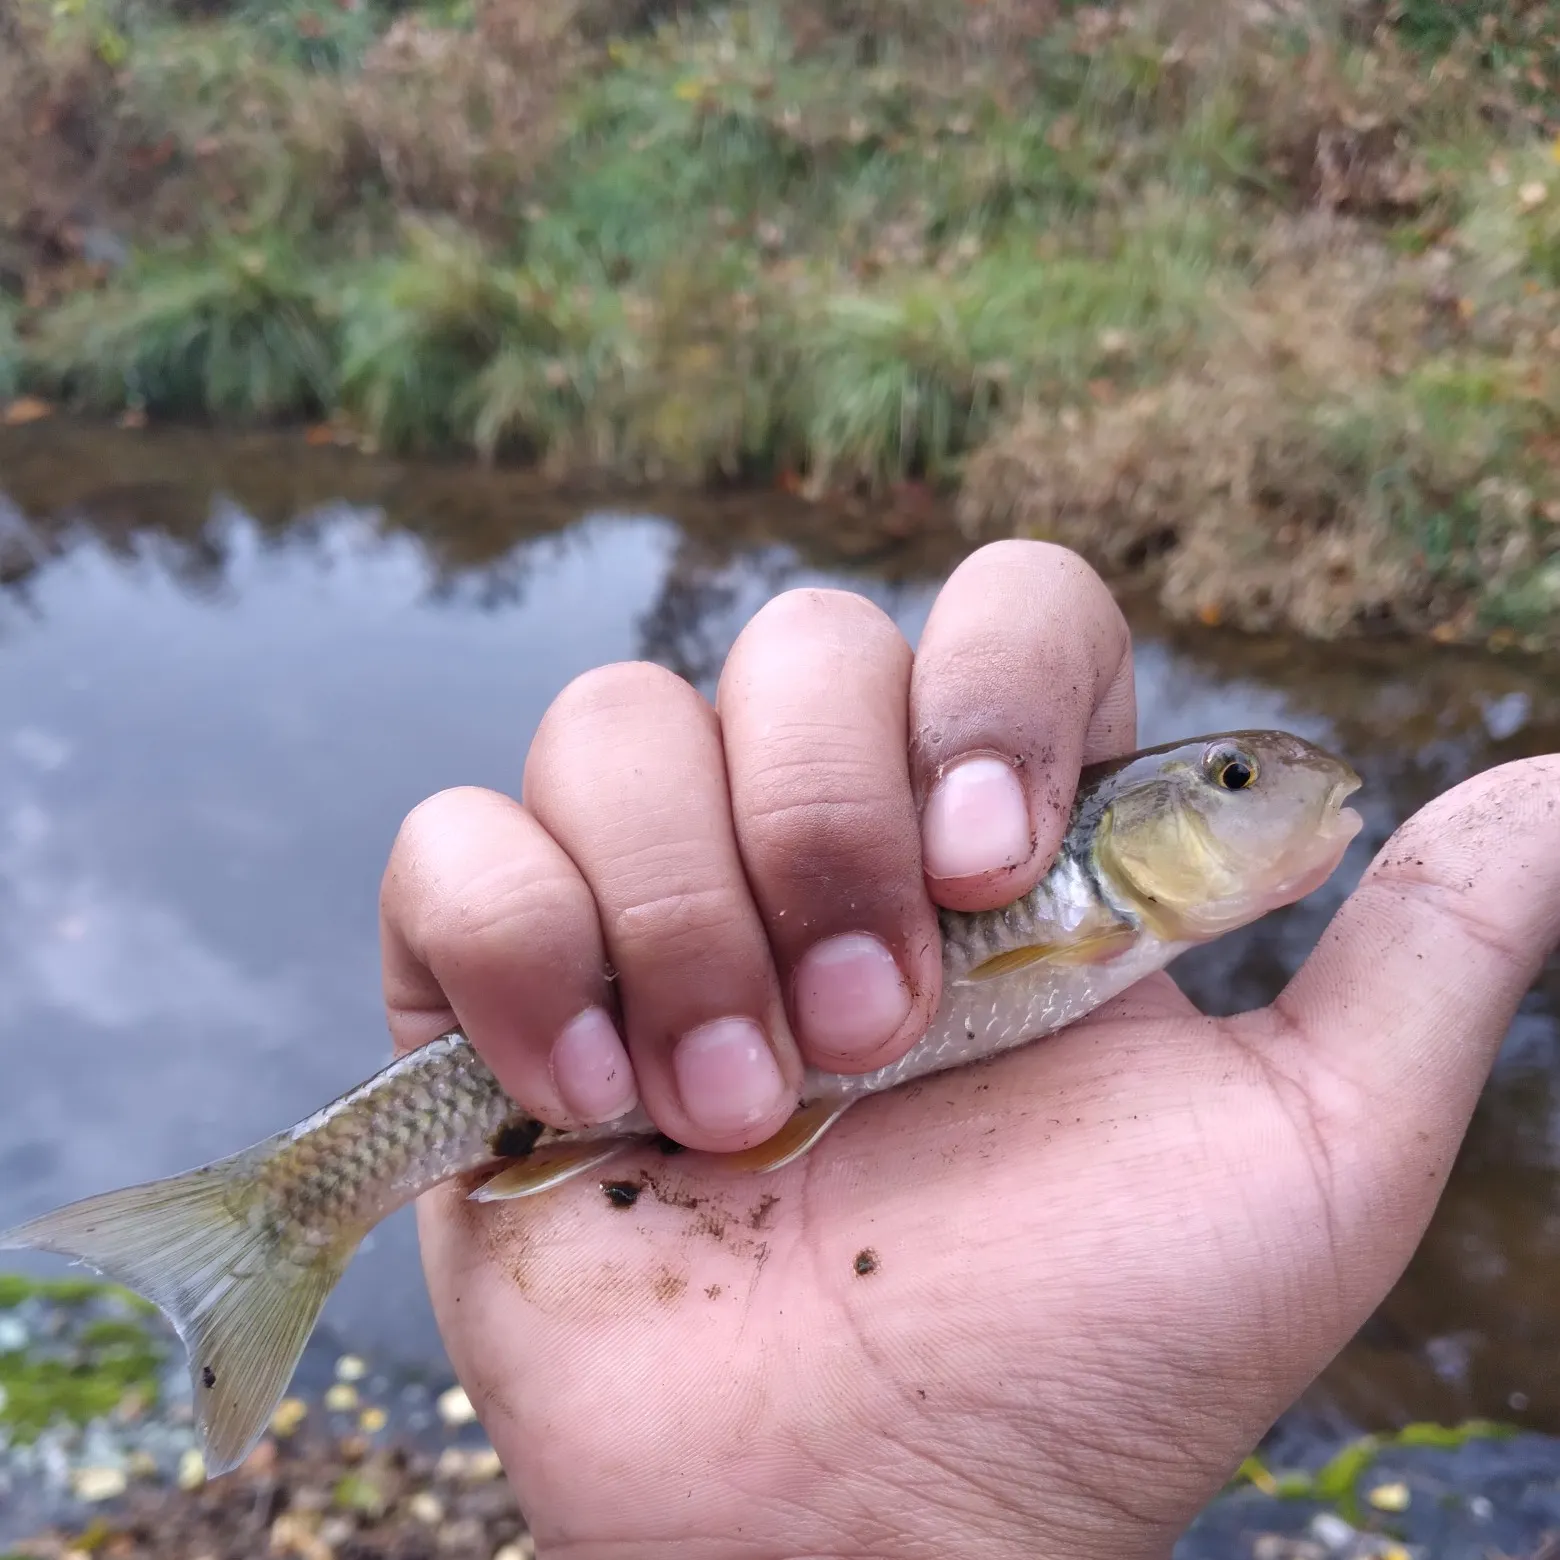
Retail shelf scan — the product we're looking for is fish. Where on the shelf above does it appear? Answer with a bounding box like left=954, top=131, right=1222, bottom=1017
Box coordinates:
left=0, top=728, right=1362, bottom=1478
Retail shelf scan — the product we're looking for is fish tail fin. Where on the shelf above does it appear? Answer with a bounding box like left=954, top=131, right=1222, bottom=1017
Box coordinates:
left=0, top=1147, right=361, bottom=1477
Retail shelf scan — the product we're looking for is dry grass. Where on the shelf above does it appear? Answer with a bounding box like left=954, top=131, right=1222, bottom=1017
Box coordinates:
left=959, top=213, right=1560, bottom=643
left=2, top=0, right=1559, bottom=649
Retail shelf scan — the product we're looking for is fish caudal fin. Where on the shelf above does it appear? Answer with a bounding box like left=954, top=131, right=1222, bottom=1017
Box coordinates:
left=0, top=1149, right=361, bottom=1478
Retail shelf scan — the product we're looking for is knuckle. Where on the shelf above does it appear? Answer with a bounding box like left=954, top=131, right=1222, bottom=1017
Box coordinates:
left=739, top=757, right=914, bottom=907
left=605, top=879, right=750, bottom=965
left=418, top=865, right=592, bottom=974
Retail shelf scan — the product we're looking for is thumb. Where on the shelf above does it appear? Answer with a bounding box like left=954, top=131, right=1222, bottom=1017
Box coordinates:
left=1262, top=753, right=1560, bottom=1305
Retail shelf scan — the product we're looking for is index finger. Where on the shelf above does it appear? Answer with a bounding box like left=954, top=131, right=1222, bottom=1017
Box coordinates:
left=911, top=541, right=1137, bottom=913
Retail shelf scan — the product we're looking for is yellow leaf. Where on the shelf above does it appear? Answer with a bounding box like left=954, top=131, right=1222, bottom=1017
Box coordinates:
left=2, top=396, right=53, bottom=426
left=1367, top=1481, right=1410, bottom=1512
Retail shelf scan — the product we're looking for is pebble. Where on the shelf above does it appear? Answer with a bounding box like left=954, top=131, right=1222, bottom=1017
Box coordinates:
left=493, top=1541, right=536, bottom=1560
left=1367, top=1480, right=1410, bottom=1512
left=408, top=1490, right=445, bottom=1524
left=70, top=1465, right=128, bottom=1502
left=0, top=1316, right=28, bottom=1351
left=177, top=1449, right=207, bottom=1490
left=1309, top=1512, right=1356, bottom=1552
left=437, top=1445, right=504, bottom=1482
left=358, top=1406, right=388, bottom=1434
left=271, top=1397, right=309, bottom=1437
left=270, top=1512, right=333, bottom=1560
left=437, top=1385, right=477, bottom=1426
left=1253, top=1540, right=1324, bottom=1560
left=334, top=1354, right=367, bottom=1383
left=323, top=1383, right=359, bottom=1413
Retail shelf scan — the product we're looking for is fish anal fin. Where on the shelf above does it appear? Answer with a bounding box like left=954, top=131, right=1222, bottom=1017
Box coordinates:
left=0, top=1146, right=356, bottom=1479
left=468, top=1142, right=626, bottom=1202
left=712, top=1097, right=852, bottom=1176
left=960, top=925, right=1138, bottom=983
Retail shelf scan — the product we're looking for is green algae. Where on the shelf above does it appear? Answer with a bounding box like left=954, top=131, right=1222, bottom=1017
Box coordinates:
left=1232, top=1419, right=1517, bottom=1526
left=0, top=1273, right=167, bottom=1445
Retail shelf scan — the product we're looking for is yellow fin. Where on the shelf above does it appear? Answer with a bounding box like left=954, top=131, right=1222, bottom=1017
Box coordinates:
left=712, top=1097, right=852, bottom=1176
left=0, top=1142, right=358, bottom=1479
left=468, top=1142, right=626, bottom=1202
left=959, top=925, right=1138, bottom=983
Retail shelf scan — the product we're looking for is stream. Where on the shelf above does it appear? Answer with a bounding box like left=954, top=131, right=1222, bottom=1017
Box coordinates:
left=1, top=421, right=1558, bottom=1456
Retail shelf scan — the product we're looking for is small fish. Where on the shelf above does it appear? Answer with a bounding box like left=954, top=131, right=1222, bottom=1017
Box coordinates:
left=1, top=729, right=1361, bottom=1477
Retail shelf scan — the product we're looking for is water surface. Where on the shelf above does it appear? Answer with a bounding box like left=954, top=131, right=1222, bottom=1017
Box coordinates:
left=1, top=423, right=1557, bottom=1441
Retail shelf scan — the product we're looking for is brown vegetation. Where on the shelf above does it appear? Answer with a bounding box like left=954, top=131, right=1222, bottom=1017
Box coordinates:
left=0, top=0, right=1557, bottom=651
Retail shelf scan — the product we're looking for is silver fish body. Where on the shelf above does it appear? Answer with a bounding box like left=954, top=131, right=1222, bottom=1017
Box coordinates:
left=0, top=728, right=1363, bottom=1478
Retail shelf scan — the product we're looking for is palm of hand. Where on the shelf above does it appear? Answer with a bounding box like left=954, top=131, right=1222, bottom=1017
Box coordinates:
left=416, top=971, right=1415, bottom=1560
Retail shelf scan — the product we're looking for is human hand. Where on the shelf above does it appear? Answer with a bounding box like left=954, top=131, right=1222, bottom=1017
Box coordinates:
left=379, top=541, right=1560, bottom=1560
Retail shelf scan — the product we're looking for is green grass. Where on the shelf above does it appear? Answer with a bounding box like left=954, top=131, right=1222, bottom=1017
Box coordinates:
left=32, top=238, right=336, bottom=421
left=4, top=0, right=1560, bottom=650
left=0, top=298, right=19, bottom=402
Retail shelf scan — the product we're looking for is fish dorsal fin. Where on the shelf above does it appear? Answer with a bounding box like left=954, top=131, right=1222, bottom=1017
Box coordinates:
left=958, top=924, right=1138, bottom=983
left=711, top=1097, right=853, bottom=1176
left=468, top=1141, right=628, bottom=1203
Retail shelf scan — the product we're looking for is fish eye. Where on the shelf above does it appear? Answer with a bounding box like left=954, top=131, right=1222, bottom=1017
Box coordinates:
left=1204, top=743, right=1258, bottom=792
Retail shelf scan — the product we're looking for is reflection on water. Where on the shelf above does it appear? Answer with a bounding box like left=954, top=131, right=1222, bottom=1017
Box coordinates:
left=0, top=423, right=1557, bottom=1442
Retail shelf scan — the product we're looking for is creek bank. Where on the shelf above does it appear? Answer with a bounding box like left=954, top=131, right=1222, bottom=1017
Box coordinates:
left=2, top=0, right=1559, bottom=656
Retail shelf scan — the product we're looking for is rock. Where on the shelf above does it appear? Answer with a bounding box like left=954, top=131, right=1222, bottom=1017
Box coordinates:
left=125, top=1449, right=159, bottom=1481
left=0, top=1315, right=29, bottom=1351
left=439, top=1518, right=485, bottom=1551
left=1308, top=1512, right=1356, bottom=1552
left=178, top=1448, right=207, bottom=1490
left=271, top=1397, right=309, bottom=1438
left=318, top=1517, right=355, bottom=1548
left=323, top=1383, right=359, bottom=1413
left=1366, top=1480, right=1410, bottom=1512
left=71, top=1465, right=128, bottom=1502
left=493, top=1541, right=536, bottom=1560
left=438, top=1385, right=477, bottom=1426
left=436, top=1446, right=504, bottom=1482
left=269, top=1512, right=334, bottom=1560
left=1253, top=1539, right=1325, bottom=1560
left=408, top=1491, right=445, bottom=1524
left=358, top=1406, right=388, bottom=1434
left=334, top=1355, right=367, bottom=1383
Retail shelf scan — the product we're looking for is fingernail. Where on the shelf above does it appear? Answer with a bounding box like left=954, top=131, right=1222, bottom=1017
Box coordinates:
left=550, top=1007, right=638, bottom=1123
left=792, top=933, right=911, bottom=1063
left=922, top=756, right=1030, bottom=880
left=672, top=1017, right=786, bottom=1135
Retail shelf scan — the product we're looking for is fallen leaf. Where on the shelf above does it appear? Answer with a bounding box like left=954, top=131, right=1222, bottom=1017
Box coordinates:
left=2, top=397, right=54, bottom=426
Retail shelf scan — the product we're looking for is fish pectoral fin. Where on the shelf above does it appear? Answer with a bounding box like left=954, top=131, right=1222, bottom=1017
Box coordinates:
left=0, top=1147, right=356, bottom=1480
left=710, top=1097, right=853, bottom=1176
left=958, top=925, right=1139, bottom=983
left=468, top=1142, right=627, bottom=1202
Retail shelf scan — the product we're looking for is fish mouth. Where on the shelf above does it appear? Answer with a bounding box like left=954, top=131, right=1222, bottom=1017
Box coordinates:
left=1323, top=768, right=1365, bottom=843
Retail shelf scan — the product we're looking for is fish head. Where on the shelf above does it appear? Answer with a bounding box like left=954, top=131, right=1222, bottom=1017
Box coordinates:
left=1090, top=729, right=1363, bottom=941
